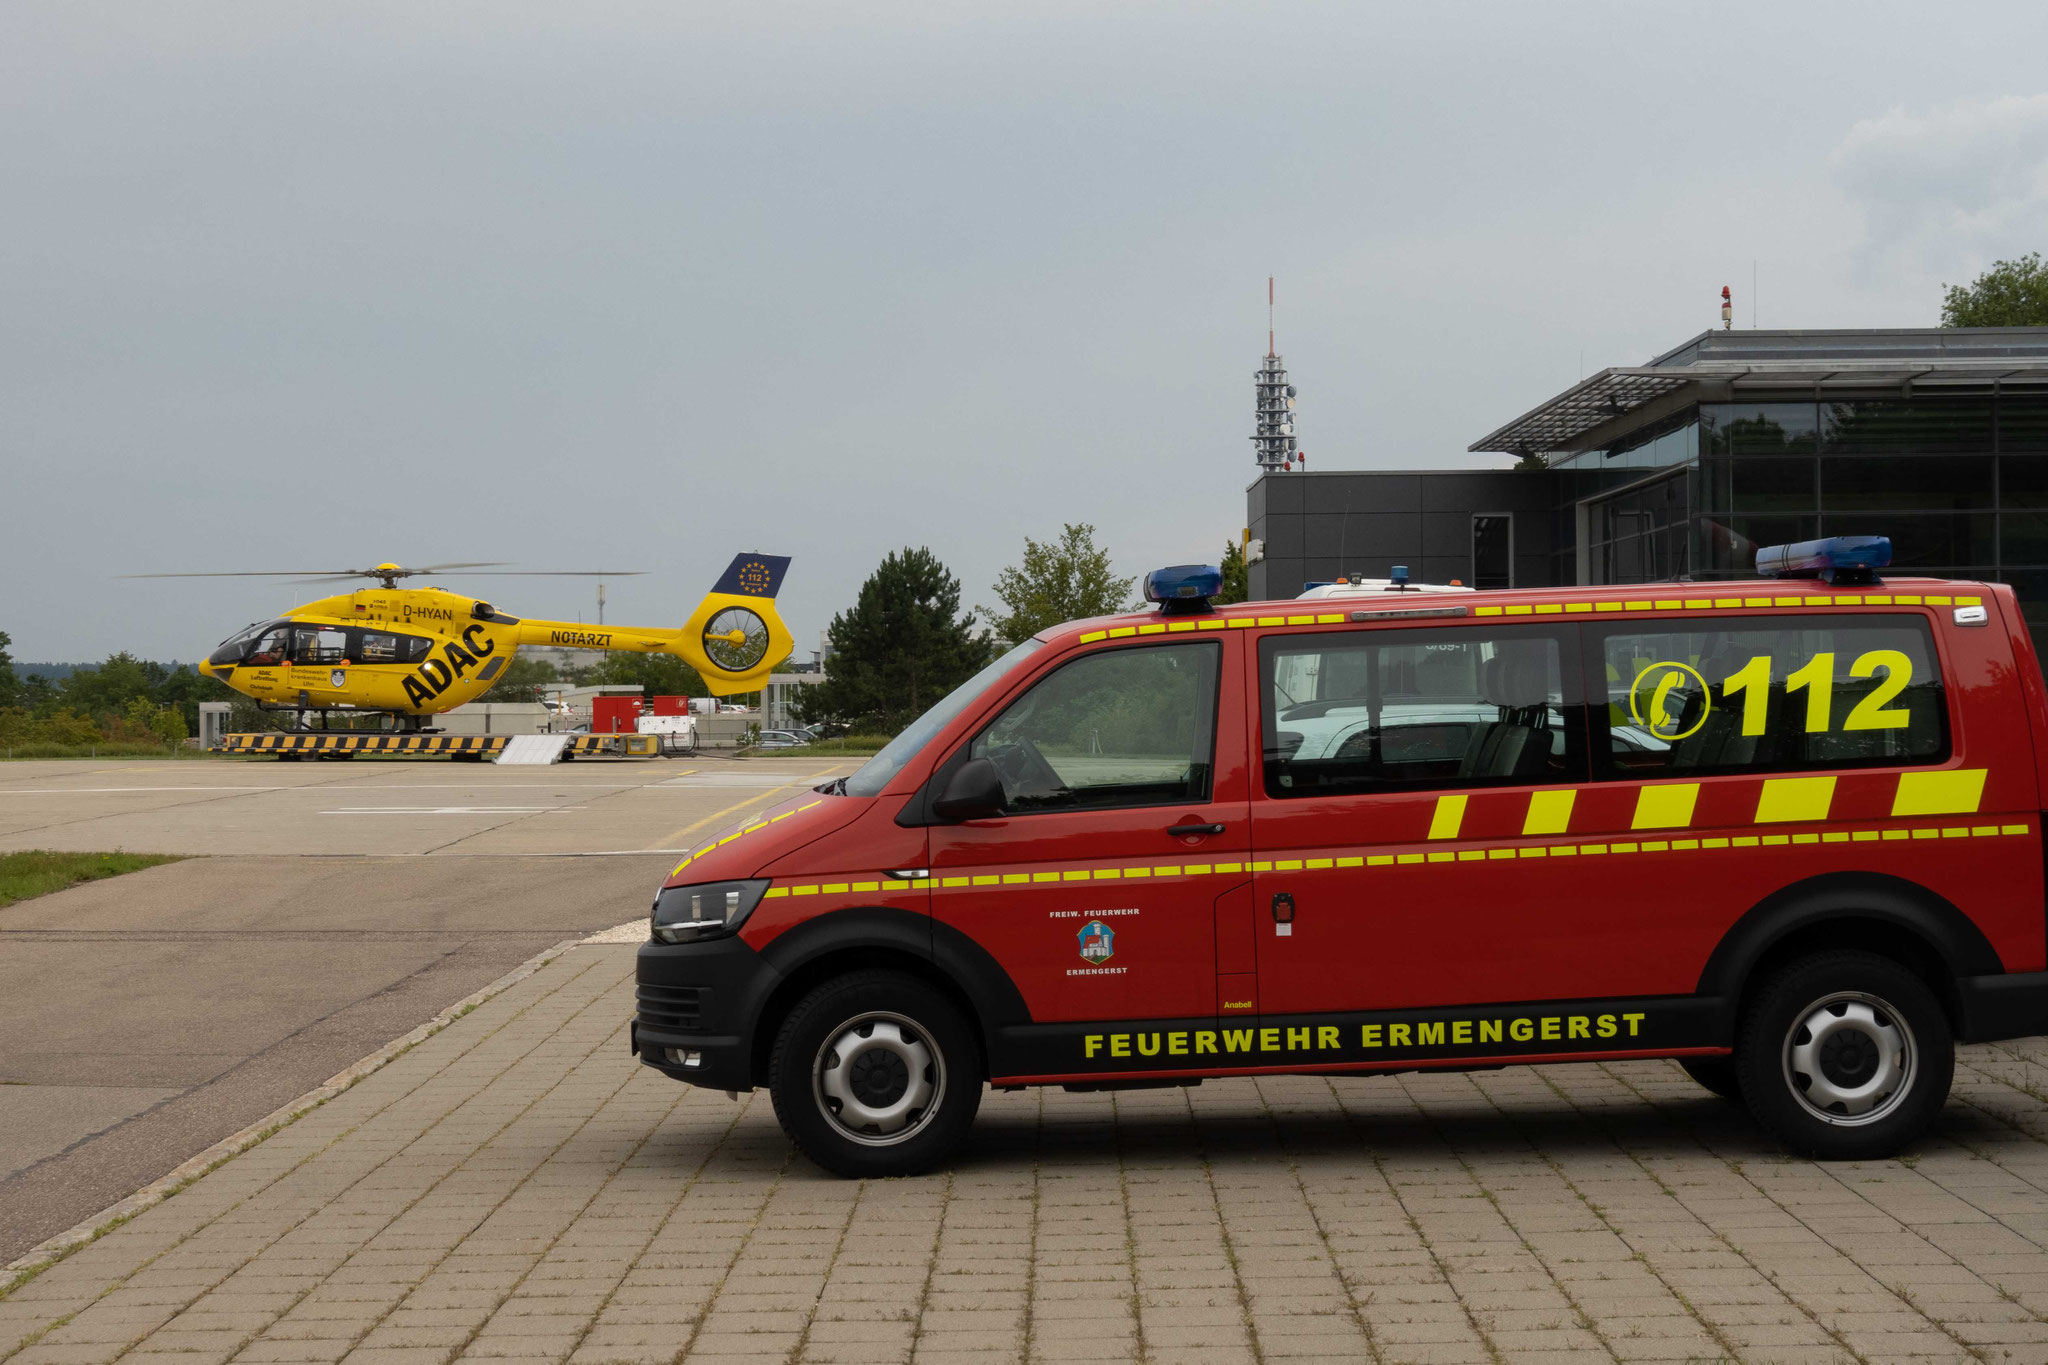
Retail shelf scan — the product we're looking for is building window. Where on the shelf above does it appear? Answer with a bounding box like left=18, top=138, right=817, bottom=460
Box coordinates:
left=1700, top=403, right=1819, bottom=456
left=1584, top=469, right=1689, bottom=585
left=1471, top=514, right=1512, bottom=589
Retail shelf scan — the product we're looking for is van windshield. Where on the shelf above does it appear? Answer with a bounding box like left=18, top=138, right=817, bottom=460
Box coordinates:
left=841, top=639, right=1045, bottom=797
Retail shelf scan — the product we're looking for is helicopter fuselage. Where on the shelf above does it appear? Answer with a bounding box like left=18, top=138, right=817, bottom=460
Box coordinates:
left=198, top=587, right=700, bottom=717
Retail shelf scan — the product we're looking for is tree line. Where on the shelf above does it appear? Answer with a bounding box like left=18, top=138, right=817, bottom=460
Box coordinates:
left=794, top=524, right=1245, bottom=736
left=0, top=632, right=226, bottom=753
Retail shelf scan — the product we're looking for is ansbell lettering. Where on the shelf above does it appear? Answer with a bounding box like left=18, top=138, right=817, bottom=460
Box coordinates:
left=1082, top=1010, right=1648, bottom=1061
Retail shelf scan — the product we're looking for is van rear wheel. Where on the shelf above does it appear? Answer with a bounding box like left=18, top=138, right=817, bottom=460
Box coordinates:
left=1735, top=950, right=1952, bottom=1160
left=768, top=971, right=981, bottom=1178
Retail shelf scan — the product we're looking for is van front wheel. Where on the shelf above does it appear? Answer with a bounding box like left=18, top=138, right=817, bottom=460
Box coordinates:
left=769, top=971, right=982, bottom=1178
left=1736, top=950, right=1952, bottom=1160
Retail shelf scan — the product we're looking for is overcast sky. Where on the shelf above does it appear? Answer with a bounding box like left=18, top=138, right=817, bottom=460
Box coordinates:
left=6, top=1, right=2048, bottom=662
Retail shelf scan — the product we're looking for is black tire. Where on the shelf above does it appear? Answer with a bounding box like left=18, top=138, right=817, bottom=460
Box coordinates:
left=1679, top=1056, right=1743, bottom=1101
left=769, top=970, right=982, bottom=1178
left=1735, top=950, right=1952, bottom=1160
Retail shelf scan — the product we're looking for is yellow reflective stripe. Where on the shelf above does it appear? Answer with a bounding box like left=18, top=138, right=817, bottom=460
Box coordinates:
left=1427, top=794, right=1467, bottom=840
left=1522, top=789, right=1575, bottom=836
left=1754, top=775, right=1835, bottom=824
left=1631, top=782, right=1699, bottom=830
left=1892, top=768, right=1986, bottom=817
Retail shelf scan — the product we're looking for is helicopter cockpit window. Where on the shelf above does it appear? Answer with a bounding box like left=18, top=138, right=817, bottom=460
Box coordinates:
left=292, top=628, right=348, bottom=666
left=244, top=627, right=291, bottom=667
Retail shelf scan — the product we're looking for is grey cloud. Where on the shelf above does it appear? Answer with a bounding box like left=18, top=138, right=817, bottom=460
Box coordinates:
left=1833, top=94, right=2048, bottom=276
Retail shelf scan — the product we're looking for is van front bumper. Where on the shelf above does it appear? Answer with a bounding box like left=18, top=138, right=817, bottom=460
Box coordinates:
left=631, top=935, right=784, bottom=1092
left=1957, top=970, right=2048, bottom=1043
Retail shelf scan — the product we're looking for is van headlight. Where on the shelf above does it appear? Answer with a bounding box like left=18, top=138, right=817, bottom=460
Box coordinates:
left=650, top=879, right=770, bottom=944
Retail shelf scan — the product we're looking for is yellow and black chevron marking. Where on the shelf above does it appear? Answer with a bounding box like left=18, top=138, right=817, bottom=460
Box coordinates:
left=566, top=733, right=661, bottom=757
left=218, top=733, right=508, bottom=756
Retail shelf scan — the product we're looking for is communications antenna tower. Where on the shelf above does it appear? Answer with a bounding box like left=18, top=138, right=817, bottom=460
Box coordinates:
left=1252, top=277, right=1298, bottom=471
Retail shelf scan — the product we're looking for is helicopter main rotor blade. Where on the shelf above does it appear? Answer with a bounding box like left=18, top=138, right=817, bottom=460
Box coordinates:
left=118, top=571, right=360, bottom=579
left=412, top=562, right=514, bottom=573
left=442, top=570, right=647, bottom=577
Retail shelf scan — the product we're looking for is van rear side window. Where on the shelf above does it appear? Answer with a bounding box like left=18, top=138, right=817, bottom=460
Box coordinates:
left=1595, top=615, right=1947, bottom=777
left=1260, top=627, right=1584, bottom=798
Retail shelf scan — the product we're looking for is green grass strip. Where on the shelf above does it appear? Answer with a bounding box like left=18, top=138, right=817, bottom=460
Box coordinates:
left=0, top=851, right=183, bottom=910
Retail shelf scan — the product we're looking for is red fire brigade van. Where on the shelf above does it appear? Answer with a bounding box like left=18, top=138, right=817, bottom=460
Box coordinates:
left=633, top=537, right=2048, bottom=1176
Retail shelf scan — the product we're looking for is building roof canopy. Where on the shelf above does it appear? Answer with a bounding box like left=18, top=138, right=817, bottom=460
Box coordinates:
left=1470, top=327, right=2048, bottom=456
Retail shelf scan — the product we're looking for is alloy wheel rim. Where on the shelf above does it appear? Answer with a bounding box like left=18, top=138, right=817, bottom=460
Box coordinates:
left=814, top=1011, right=945, bottom=1147
left=1781, top=990, right=1915, bottom=1127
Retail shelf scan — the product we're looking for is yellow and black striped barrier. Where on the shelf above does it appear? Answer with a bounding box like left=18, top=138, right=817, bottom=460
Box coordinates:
left=215, top=731, right=663, bottom=758
left=218, top=733, right=509, bottom=757
left=565, top=733, right=662, bottom=757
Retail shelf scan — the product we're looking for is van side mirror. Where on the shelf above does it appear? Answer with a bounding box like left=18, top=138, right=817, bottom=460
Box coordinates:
left=932, top=757, right=1006, bottom=823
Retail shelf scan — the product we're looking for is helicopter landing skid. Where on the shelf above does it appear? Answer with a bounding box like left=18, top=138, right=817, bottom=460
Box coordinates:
left=255, top=701, right=440, bottom=736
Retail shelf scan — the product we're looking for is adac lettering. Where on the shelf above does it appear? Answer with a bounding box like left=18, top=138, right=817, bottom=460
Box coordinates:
left=1081, top=1009, right=1650, bottom=1063
left=549, top=629, right=612, bottom=648
left=400, top=632, right=499, bottom=709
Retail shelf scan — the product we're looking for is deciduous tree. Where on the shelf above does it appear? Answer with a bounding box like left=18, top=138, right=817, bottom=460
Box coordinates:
left=983, top=524, right=1136, bottom=645
left=1942, top=253, right=2048, bottom=327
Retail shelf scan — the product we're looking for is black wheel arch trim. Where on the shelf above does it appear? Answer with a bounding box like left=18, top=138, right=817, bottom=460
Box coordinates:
left=1698, top=871, right=2004, bottom=1030
left=752, top=904, right=1033, bottom=1054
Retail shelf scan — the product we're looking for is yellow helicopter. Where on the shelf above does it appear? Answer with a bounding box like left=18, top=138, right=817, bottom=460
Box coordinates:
left=133, top=555, right=794, bottom=730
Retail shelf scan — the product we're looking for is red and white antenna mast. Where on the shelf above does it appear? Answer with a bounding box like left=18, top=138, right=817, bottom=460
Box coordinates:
left=1252, top=278, right=1298, bottom=471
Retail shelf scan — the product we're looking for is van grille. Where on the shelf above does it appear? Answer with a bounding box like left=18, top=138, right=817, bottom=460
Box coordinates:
left=636, top=983, right=704, bottom=1032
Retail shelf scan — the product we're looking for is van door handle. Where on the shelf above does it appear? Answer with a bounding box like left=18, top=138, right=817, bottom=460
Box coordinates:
left=1167, top=823, right=1226, bottom=837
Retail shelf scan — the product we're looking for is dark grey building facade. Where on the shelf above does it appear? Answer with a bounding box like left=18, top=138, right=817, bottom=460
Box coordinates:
left=1245, top=469, right=1552, bottom=599
left=1246, top=327, right=2048, bottom=621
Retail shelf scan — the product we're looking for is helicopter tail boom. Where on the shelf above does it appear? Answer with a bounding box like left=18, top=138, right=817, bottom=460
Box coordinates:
left=515, top=554, right=795, bottom=696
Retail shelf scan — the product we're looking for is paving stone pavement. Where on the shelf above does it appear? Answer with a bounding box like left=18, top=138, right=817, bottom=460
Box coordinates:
left=14, top=946, right=2048, bottom=1365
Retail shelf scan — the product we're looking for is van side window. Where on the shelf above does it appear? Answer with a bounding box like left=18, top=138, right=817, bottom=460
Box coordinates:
left=1260, top=627, right=1582, bottom=798
left=1594, top=615, right=1947, bottom=777
left=967, top=642, right=1219, bottom=813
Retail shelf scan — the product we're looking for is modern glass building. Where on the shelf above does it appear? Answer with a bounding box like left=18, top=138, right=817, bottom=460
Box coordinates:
left=1247, top=328, right=2048, bottom=622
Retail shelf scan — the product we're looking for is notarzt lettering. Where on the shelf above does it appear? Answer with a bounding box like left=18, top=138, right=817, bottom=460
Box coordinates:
left=550, top=630, right=613, bottom=648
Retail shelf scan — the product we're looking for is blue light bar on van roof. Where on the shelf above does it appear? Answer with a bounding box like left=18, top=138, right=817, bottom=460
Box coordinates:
left=1144, top=564, right=1223, bottom=615
left=1755, top=535, right=1891, bottom=585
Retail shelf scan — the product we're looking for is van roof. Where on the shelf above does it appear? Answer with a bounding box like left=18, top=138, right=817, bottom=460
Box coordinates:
left=1042, top=575, right=1999, bottom=645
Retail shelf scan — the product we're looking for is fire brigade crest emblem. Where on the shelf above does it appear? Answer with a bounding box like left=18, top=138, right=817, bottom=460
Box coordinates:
left=1077, top=920, right=1115, bottom=966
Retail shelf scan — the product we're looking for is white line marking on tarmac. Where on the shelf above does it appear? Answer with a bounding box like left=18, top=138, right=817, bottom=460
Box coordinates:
left=320, top=806, right=588, bottom=815
left=0, top=783, right=656, bottom=793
